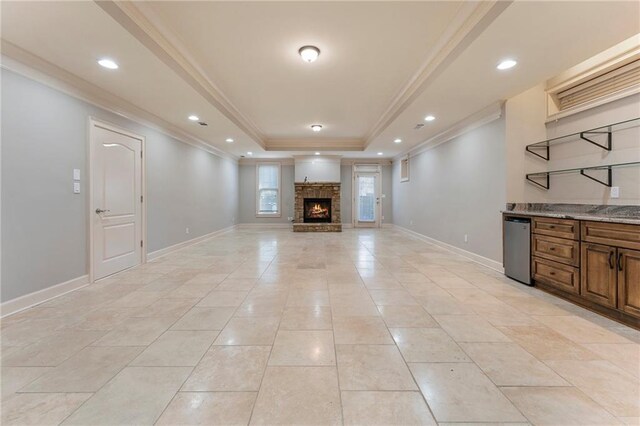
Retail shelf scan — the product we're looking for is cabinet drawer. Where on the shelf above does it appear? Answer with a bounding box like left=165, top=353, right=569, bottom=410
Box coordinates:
left=533, top=217, right=579, bottom=240
left=532, top=234, right=580, bottom=267
left=582, top=221, right=640, bottom=250
left=532, top=257, right=580, bottom=294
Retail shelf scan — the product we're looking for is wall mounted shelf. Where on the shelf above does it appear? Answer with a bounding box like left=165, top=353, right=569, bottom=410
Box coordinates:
left=526, top=162, right=640, bottom=190
left=525, top=117, right=640, bottom=161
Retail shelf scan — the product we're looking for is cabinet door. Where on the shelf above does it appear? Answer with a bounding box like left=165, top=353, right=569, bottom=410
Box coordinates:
left=618, top=248, right=640, bottom=319
left=581, top=243, right=617, bottom=308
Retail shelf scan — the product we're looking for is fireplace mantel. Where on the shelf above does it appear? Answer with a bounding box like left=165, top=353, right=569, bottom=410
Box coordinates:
left=293, top=183, right=342, bottom=232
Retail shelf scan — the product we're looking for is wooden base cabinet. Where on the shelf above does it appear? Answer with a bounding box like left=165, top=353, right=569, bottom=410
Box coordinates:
left=581, top=243, right=617, bottom=309
left=618, top=248, right=640, bottom=319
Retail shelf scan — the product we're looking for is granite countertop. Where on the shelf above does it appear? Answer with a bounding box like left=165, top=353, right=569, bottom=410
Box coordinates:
left=502, top=203, right=640, bottom=225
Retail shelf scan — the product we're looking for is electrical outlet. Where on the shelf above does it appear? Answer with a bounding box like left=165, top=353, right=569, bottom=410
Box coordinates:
left=610, top=186, right=620, bottom=198
left=287, top=216, right=293, bottom=221
left=185, top=227, right=190, bottom=234
left=464, top=234, right=468, bottom=243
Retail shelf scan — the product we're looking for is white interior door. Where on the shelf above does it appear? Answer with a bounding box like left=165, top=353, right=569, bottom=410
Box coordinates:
left=355, top=172, right=381, bottom=228
left=91, top=123, right=143, bottom=280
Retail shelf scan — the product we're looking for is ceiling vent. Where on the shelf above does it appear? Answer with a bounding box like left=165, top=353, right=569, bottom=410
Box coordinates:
left=414, top=123, right=425, bottom=130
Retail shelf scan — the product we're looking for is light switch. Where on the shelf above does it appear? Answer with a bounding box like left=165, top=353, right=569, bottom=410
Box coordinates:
left=73, top=182, right=81, bottom=194
left=73, top=169, right=81, bottom=181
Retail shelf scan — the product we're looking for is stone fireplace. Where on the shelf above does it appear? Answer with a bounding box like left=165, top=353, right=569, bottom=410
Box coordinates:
left=294, top=183, right=342, bottom=232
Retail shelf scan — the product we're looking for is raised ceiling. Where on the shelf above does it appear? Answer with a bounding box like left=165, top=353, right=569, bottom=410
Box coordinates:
left=1, top=1, right=639, bottom=159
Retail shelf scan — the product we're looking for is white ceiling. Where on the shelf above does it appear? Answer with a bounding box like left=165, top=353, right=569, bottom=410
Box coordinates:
left=1, top=1, right=639, bottom=160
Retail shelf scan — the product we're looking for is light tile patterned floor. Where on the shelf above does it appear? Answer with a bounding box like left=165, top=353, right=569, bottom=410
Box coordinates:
left=2, top=228, right=639, bottom=425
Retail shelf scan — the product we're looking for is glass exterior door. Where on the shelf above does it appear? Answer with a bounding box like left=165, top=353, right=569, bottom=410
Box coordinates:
left=355, top=173, right=380, bottom=227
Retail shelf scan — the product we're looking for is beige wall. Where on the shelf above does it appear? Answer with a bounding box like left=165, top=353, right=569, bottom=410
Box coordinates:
left=506, top=86, right=640, bottom=205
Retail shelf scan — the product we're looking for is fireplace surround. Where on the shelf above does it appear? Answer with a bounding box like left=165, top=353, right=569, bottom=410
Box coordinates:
left=293, top=183, right=342, bottom=232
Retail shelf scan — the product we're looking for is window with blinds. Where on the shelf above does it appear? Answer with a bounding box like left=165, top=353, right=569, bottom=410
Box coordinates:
left=555, top=59, right=640, bottom=111
left=256, top=163, right=281, bottom=216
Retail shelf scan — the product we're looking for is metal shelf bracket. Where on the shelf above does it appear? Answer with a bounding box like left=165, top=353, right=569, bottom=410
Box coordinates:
left=525, top=174, right=550, bottom=190
left=580, top=166, right=612, bottom=187
left=579, top=130, right=612, bottom=151
left=525, top=145, right=549, bottom=161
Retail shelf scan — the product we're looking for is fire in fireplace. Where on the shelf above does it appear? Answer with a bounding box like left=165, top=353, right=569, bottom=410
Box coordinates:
left=303, top=198, right=331, bottom=223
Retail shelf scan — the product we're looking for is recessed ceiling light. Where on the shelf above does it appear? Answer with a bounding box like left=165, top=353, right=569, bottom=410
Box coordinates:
left=188, top=115, right=199, bottom=121
left=311, top=124, right=323, bottom=132
left=497, top=59, right=517, bottom=70
left=315, top=152, right=320, bottom=155
left=225, top=138, right=234, bottom=143
left=377, top=152, right=383, bottom=156
left=299, top=45, right=320, bottom=63
left=247, top=151, right=253, bottom=156
left=394, top=138, right=402, bottom=144
left=98, top=58, right=118, bottom=70
left=424, top=115, right=436, bottom=122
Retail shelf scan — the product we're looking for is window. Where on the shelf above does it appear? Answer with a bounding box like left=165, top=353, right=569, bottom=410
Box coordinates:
left=400, top=156, right=410, bottom=182
left=256, top=162, right=281, bottom=217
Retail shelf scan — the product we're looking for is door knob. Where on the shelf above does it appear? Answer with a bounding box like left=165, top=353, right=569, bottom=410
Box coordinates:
left=95, top=208, right=110, bottom=214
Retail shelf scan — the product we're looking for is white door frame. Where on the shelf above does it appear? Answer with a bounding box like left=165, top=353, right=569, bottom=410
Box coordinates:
left=352, top=164, right=382, bottom=228
left=88, top=117, right=147, bottom=283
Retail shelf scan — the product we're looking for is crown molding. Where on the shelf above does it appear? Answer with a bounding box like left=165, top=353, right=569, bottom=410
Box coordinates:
left=364, top=0, right=512, bottom=147
left=341, top=158, right=392, bottom=166
left=239, top=157, right=295, bottom=166
left=96, top=0, right=266, bottom=149
left=394, top=101, right=503, bottom=161
left=1, top=40, right=237, bottom=162
left=265, top=138, right=364, bottom=151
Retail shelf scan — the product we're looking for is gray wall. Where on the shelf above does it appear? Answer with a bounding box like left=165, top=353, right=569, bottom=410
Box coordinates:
left=238, top=163, right=368, bottom=225
left=238, top=164, right=295, bottom=224
left=392, top=117, right=506, bottom=262
left=1, top=69, right=239, bottom=302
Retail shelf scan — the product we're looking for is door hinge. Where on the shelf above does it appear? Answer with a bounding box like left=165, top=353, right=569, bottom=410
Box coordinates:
left=140, top=195, right=143, bottom=203
left=140, top=240, right=143, bottom=248
left=140, top=151, right=143, bottom=158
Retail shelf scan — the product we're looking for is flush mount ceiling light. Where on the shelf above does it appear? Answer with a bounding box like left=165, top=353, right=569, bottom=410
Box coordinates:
left=315, top=152, right=320, bottom=155
left=377, top=152, right=383, bottom=156
left=225, top=138, right=234, bottom=143
left=424, top=115, right=436, bottom=122
left=98, top=58, right=118, bottom=69
left=497, top=59, right=517, bottom=70
left=394, top=138, right=402, bottom=144
left=188, top=115, right=199, bottom=121
left=299, top=45, right=320, bottom=63
left=310, top=124, right=323, bottom=132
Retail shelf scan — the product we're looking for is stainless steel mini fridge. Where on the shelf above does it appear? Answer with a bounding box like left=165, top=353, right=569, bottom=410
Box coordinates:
left=504, top=216, right=532, bottom=285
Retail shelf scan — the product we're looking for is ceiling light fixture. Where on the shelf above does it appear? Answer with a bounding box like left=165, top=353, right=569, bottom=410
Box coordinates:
left=311, top=124, right=323, bottom=132
left=225, top=138, right=234, bottom=143
left=188, top=115, right=199, bottom=121
left=299, top=45, right=320, bottom=63
left=98, top=58, right=119, bottom=70
left=377, top=152, right=383, bottom=156
left=497, top=59, right=517, bottom=70
left=247, top=151, right=253, bottom=156
left=315, top=152, right=320, bottom=155
left=424, top=115, right=436, bottom=122
left=394, top=138, right=402, bottom=144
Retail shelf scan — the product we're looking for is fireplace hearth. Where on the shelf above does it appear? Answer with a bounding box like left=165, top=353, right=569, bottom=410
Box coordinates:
left=304, top=198, right=331, bottom=223
left=293, top=183, right=342, bottom=232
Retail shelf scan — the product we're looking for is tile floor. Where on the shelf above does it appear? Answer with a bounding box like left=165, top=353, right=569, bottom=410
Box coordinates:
left=1, top=228, right=639, bottom=425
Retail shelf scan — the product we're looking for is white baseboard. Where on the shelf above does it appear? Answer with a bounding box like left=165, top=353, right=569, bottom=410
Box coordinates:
left=237, top=223, right=292, bottom=229
left=381, top=223, right=394, bottom=228
left=1, top=275, right=90, bottom=318
left=393, top=225, right=504, bottom=273
left=342, top=223, right=353, bottom=229
left=147, top=225, right=237, bottom=261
